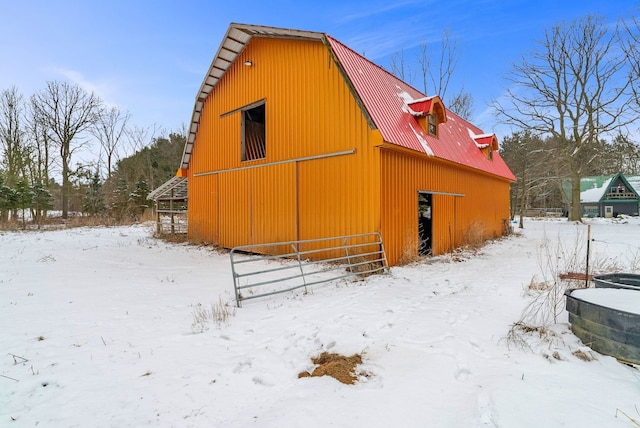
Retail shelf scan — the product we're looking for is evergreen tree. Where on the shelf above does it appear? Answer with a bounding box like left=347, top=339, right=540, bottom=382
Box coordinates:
left=129, top=178, right=151, bottom=219
left=110, top=178, right=130, bottom=221
left=14, top=179, right=32, bottom=228
left=31, top=181, right=54, bottom=226
left=83, top=171, right=106, bottom=216
left=0, top=176, right=17, bottom=222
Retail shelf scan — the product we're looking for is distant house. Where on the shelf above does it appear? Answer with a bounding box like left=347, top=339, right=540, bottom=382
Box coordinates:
left=152, top=23, right=515, bottom=266
left=563, top=173, right=640, bottom=217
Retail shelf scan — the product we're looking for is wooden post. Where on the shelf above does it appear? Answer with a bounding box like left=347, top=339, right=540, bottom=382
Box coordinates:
left=170, top=188, right=175, bottom=234
left=156, top=199, right=160, bottom=234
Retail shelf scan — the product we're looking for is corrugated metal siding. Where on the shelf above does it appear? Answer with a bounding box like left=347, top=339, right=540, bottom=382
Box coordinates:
left=218, top=169, right=251, bottom=247
left=380, top=149, right=511, bottom=265
left=187, top=173, right=219, bottom=243
left=297, top=149, right=379, bottom=241
left=188, top=37, right=381, bottom=252
left=250, top=163, right=297, bottom=246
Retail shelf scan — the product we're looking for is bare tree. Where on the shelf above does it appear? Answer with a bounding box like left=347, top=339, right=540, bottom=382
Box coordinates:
left=447, top=88, right=474, bottom=120
left=26, top=98, right=53, bottom=187
left=126, top=123, right=161, bottom=185
left=493, top=15, right=635, bottom=221
left=92, top=106, right=130, bottom=178
left=622, top=14, right=640, bottom=109
left=31, top=81, right=102, bottom=218
left=392, top=29, right=474, bottom=119
left=389, top=48, right=412, bottom=84
left=416, top=28, right=458, bottom=99
left=0, top=86, right=28, bottom=188
left=603, top=133, right=640, bottom=174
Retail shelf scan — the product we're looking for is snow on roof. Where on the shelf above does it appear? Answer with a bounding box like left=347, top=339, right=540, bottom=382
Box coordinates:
left=467, top=130, right=498, bottom=149
left=325, top=35, right=515, bottom=181
left=409, top=123, right=434, bottom=156
left=580, top=176, right=613, bottom=203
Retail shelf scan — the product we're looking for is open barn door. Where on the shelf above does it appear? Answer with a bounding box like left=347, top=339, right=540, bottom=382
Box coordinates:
left=418, top=192, right=432, bottom=255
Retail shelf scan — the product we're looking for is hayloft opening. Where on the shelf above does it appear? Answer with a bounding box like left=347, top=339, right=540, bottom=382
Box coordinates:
left=242, top=102, right=266, bottom=161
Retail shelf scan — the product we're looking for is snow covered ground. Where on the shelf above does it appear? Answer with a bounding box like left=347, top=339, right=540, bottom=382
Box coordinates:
left=1, top=217, right=639, bottom=427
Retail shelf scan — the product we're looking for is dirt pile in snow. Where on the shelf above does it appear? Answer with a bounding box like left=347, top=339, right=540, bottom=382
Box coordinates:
left=298, top=352, right=363, bottom=385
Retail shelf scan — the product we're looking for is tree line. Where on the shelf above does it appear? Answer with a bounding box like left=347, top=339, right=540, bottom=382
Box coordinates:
left=500, top=131, right=640, bottom=227
left=0, top=81, right=184, bottom=226
left=5, top=12, right=640, bottom=228
left=390, top=13, right=640, bottom=223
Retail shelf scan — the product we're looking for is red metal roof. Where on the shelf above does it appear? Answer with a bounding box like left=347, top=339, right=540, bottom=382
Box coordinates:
left=473, top=134, right=499, bottom=150
left=326, top=35, right=515, bottom=181
left=407, top=96, right=443, bottom=119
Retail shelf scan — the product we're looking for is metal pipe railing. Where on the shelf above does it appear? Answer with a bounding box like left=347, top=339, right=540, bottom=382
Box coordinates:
left=230, top=232, right=388, bottom=307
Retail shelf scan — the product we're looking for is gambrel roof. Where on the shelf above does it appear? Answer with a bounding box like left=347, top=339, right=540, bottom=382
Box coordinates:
left=180, top=23, right=515, bottom=181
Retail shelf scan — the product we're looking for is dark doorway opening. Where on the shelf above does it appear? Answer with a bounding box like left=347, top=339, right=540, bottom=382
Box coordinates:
left=242, top=103, right=266, bottom=161
left=418, top=192, right=432, bottom=255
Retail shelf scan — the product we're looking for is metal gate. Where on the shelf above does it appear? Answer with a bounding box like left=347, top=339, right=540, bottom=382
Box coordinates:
left=230, top=233, right=388, bottom=307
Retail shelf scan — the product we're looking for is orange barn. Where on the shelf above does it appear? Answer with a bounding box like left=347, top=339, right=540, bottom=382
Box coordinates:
left=165, top=23, right=515, bottom=266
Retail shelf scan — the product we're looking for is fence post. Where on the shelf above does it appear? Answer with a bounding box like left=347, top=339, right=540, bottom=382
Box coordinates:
left=292, top=243, right=308, bottom=294
left=230, top=250, right=242, bottom=308
left=343, top=236, right=353, bottom=272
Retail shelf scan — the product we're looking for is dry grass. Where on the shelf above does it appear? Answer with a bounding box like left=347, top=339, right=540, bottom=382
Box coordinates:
left=572, top=349, right=596, bottom=362
left=504, top=321, right=547, bottom=351
left=0, top=220, right=21, bottom=231
left=509, top=225, right=638, bottom=356
left=155, top=232, right=190, bottom=244
left=460, top=221, right=488, bottom=252
left=525, top=275, right=549, bottom=292
left=0, top=214, right=143, bottom=231
left=191, top=298, right=237, bottom=332
left=519, top=226, right=633, bottom=330
left=345, top=255, right=385, bottom=278
left=399, top=234, right=421, bottom=265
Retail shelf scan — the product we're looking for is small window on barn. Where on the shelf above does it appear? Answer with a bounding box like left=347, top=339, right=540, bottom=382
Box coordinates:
left=242, top=103, right=266, bottom=161
left=428, top=114, right=438, bottom=136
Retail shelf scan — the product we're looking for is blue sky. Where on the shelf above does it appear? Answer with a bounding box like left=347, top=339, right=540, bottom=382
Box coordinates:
left=0, top=0, right=637, bottom=141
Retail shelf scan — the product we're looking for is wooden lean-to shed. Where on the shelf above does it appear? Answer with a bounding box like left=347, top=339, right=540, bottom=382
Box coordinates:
left=170, top=23, right=515, bottom=266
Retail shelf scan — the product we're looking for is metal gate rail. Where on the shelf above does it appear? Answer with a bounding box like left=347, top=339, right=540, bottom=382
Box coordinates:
left=230, top=233, right=388, bottom=307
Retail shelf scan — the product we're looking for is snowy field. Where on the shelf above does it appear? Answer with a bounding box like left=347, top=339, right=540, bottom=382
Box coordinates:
left=1, top=217, right=640, bottom=427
